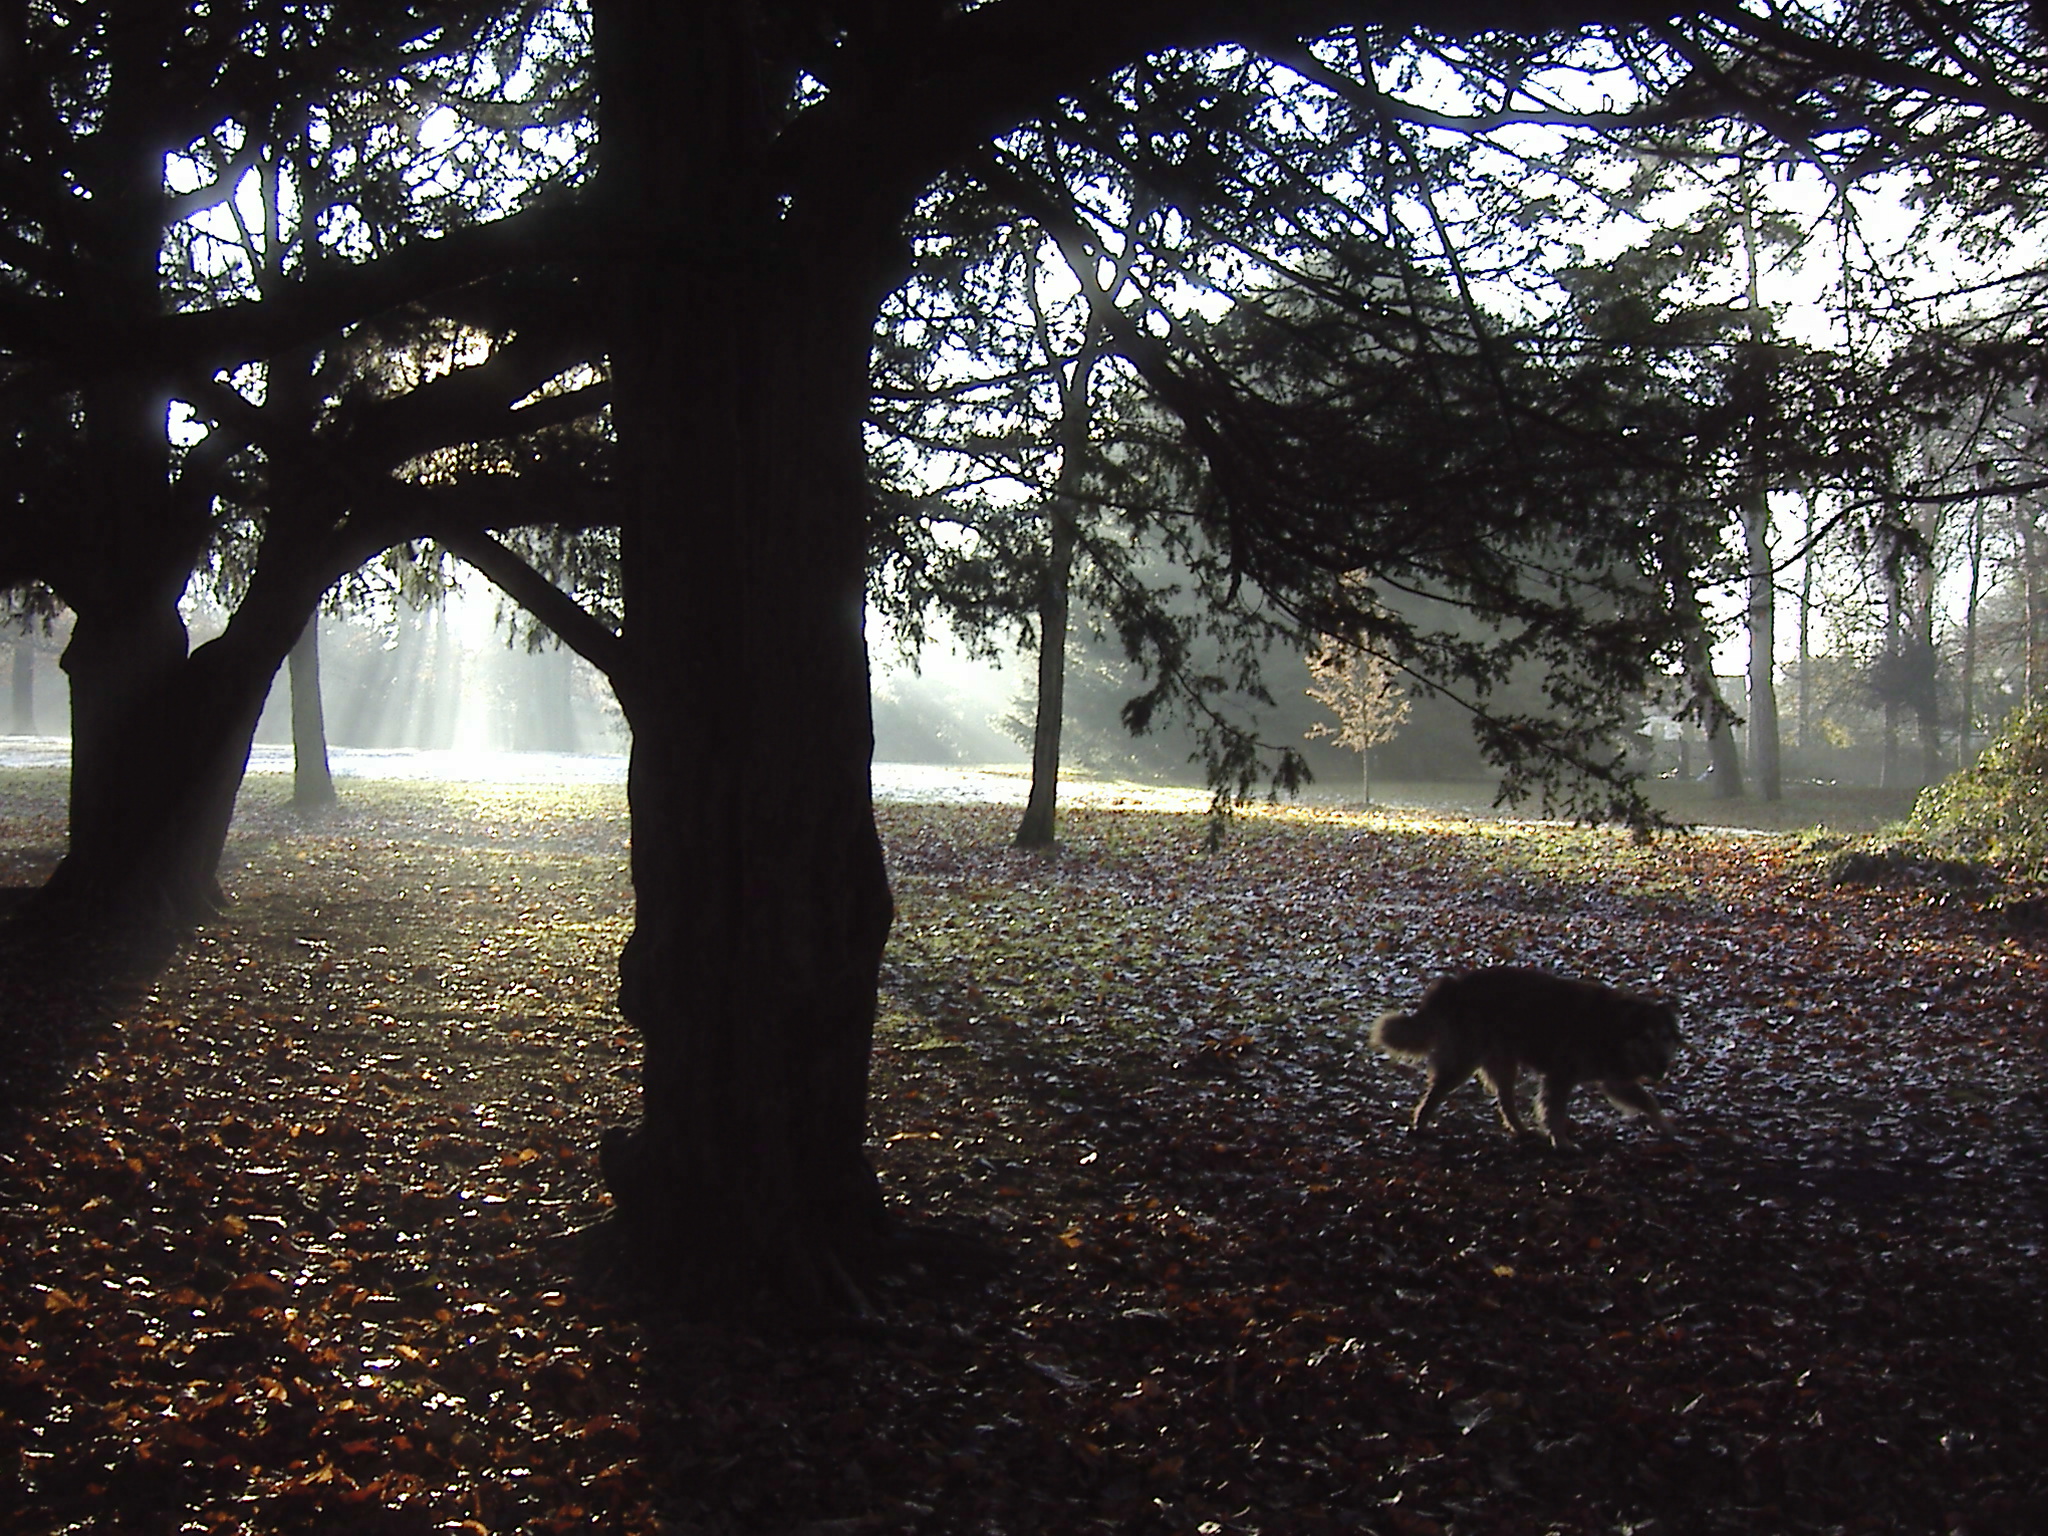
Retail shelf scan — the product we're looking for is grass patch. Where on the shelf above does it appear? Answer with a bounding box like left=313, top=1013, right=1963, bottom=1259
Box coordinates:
left=1639, top=777, right=1922, bottom=834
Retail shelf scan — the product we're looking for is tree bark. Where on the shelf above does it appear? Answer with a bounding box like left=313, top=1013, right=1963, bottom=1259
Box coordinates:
left=1880, top=560, right=1903, bottom=789
left=1796, top=492, right=1817, bottom=755
left=43, top=375, right=368, bottom=926
left=35, top=252, right=268, bottom=925
left=26, top=56, right=322, bottom=930
left=1743, top=489, right=1781, bottom=800
left=590, top=0, right=906, bottom=1304
left=1959, top=496, right=1985, bottom=764
left=50, top=599, right=286, bottom=924
left=27, top=84, right=239, bottom=924
left=1015, top=507, right=1076, bottom=849
left=289, top=617, right=338, bottom=813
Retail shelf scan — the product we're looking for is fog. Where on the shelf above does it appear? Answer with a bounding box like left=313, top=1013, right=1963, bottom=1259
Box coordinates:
left=870, top=629, right=1029, bottom=766
left=0, top=582, right=1511, bottom=798
left=2, top=588, right=1831, bottom=803
left=1, top=586, right=1052, bottom=783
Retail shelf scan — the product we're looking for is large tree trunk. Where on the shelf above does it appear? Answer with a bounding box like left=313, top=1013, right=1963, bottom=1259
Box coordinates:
left=36, top=336, right=259, bottom=924
left=46, top=453, right=350, bottom=927
left=24, top=80, right=291, bottom=931
left=591, top=0, right=904, bottom=1304
left=49, top=601, right=282, bottom=924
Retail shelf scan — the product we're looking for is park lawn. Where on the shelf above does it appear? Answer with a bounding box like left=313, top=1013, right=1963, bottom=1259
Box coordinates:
left=0, top=773, right=2043, bottom=1534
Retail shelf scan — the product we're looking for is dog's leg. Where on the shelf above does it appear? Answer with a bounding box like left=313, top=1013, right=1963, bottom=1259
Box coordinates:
left=1535, top=1074, right=1577, bottom=1148
left=1478, top=1055, right=1530, bottom=1137
left=1602, top=1080, right=1671, bottom=1135
left=1409, top=1052, right=1477, bottom=1131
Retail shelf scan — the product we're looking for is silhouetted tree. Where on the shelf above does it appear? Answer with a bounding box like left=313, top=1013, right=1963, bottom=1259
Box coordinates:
left=0, top=2, right=602, bottom=922
left=587, top=3, right=1953, bottom=1299
left=534, top=0, right=2048, bottom=1303
left=871, top=180, right=1160, bottom=850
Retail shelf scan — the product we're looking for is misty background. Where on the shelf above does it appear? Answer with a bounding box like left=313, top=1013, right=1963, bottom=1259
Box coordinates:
left=5, top=565, right=1968, bottom=800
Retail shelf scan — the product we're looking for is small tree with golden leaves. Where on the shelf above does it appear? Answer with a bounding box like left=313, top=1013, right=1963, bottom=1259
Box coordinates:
left=1306, top=632, right=1411, bottom=806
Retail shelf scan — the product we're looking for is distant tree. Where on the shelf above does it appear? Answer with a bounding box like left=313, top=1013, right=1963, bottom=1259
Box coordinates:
left=2, top=588, right=66, bottom=738
left=1005, top=206, right=1153, bottom=851
left=1795, top=490, right=1824, bottom=756
left=1821, top=323, right=2048, bottom=785
left=873, top=161, right=1165, bottom=851
left=1733, top=154, right=1786, bottom=802
left=1304, top=606, right=1411, bottom=806
left=1671, top=554, right=1747, bottom=798
left=511, top=640, right=584, bottom=753
left=2021, top=504, right=2048, bottom=708
left=1959, top=491, right=1989, bottom=762
left=286, top=619, right=337, bottom=813
left=7, top=642, right=27, bottom=738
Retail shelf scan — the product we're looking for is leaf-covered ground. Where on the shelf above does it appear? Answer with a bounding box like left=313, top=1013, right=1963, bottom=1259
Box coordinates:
left=1, top=773, right=2044, bottom=1535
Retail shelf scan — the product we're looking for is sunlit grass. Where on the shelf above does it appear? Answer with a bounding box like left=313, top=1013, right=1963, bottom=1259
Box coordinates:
left=1641, top=777, right=1920, bottom=834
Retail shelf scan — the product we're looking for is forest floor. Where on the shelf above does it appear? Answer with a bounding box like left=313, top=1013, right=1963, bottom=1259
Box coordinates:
left=0, top=770, right=2044, bottom=1535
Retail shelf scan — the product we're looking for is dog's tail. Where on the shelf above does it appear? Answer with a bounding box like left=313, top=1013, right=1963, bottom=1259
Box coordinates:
left=1371, top=1008, right=1436, bottom=1057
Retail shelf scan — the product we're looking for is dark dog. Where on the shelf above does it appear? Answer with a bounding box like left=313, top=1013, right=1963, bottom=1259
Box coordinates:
left=1372, top=967, right=1680, bottom=1146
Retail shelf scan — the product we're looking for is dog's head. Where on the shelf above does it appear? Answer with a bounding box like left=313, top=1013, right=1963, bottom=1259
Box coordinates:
left=1625, top=1000, right=1682, bottom=1080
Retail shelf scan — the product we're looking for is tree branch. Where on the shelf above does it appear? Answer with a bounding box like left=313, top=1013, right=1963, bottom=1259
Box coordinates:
left=0, top=198, right=591, bottom=394
left=428, top=523, right=627, bottom=681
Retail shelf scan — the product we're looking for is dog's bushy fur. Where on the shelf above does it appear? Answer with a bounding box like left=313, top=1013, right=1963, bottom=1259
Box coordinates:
left=1372, top=967, right=1681, bottom=1146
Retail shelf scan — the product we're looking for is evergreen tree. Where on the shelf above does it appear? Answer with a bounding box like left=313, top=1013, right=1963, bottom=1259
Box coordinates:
left=0, top=2, right=602, bottom=921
